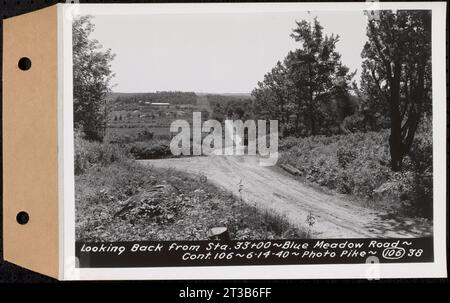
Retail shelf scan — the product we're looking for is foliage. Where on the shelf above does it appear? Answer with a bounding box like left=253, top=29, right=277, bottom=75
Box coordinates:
left=279, top=120, right=432, bottom=217
left=208, top=95, right=255, bottom=122
left=278, top=136, right=302, bottom=151
left=73, top=15, right=116, bottom=141
left=75, top=158, right=308, bottom=241
left=74, top=131, right=127, bottom=175
left=360, top=10, right=432, bottom=170
left=106, top=128, right=155, bottom=144
left=211, top=99, right=254, bottom=122
left=252, top=17, right=356, bottom=137
left=405, top=116, right=433, bottom=217
left=128, top=140, right=172, bottom=160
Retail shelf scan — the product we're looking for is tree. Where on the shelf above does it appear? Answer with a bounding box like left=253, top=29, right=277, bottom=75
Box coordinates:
left=289, top=18, right=354, bottom=136
left=252, top=17, right=354, bottom=137
left=360, top=10, right=431, bottom=171
left=73, top=15, right=115, bottom=141
left=253, top=62, right=289, bottom=122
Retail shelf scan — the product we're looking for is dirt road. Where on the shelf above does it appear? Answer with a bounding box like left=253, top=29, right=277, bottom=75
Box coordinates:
left=139, top=155, right=432, bottom=238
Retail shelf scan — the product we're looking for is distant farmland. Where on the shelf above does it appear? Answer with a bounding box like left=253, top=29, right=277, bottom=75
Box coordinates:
left=105, top=91, right=253, bottom=143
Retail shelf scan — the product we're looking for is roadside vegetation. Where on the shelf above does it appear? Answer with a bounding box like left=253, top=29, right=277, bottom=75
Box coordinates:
left=75, top=134, right=308, bottom=241
left=278, top=116, right=432, bottom=218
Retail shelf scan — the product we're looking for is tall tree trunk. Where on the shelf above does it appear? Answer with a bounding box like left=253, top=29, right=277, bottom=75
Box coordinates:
left=400, top=61, right=425, bottom=158
left=389, top=115, right=402, bottom=171
left=389, top=64, right=403, bottom=171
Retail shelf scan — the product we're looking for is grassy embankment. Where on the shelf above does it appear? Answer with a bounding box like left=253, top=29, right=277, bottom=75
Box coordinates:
left=277, top=118, right=433, bottom=219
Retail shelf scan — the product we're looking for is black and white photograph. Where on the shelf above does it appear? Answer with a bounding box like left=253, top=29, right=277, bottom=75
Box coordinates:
left=65, top=2, right=446, bottom=278
left=1, top=0, right=448, bottom=284
left=74, top=7, right=433, bottom=240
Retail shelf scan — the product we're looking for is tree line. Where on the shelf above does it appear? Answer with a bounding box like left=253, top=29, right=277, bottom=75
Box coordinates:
left=251, top=10, right=431, bottom=171
left=112, top=92, right=198, bottom=108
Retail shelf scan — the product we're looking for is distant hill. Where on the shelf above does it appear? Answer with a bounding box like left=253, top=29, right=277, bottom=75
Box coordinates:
left=110, top=92, right=253, bottom=99
left=108, top=91, right=196, bottom=103
left=108, top=91, right=254, bottom=111
left=108, top=92, right=198, bottom=111
left=196, top=92, right=253, bottom=99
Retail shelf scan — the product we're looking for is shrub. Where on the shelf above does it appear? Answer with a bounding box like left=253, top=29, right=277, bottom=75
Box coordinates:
left=106, top=128, right=155, bottom=144
left=374, top=117, right=433, bottom=217
left=278, top=123, right=432, bottom=218
left=136, top=129, right=154, bottom=141
left=128, top=140, right=172, bottom=159
left=336, top=145, right=356, bottom=169
left=279, top=130, right=390, bottom=197
left=278, top=136, right=300, bottom=151
left=406, top=116, right=433, bottom=217
left=74, top=133, right=127, bottom=175
left=408, top=116, right=433, bottom=173
left=342, top=113, right=366, bottom=132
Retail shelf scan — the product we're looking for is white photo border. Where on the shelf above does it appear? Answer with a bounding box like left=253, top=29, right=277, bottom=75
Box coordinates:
left=60, top=2, right=447, bottom=280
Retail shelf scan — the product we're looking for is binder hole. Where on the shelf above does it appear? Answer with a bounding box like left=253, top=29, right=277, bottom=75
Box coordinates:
left=18, top=57, right=32, bottom=71
left=16, top=211, right=29, bottom=225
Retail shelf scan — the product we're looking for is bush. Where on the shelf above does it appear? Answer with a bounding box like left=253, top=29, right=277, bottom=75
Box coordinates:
left=136, top=129, right=154, bottom=141
left=342, top=113, right=366, bottom=132
left=74, top=133, right=127, bottom=175
left=278, top=136, right=300, bottom=151
left=408, top=116, right=433, bottom=173
left=128, top=140, right=172, bottom=159
left=406, top=116, right=433, bottom=217
left=279, top=130, right=389, bottom=197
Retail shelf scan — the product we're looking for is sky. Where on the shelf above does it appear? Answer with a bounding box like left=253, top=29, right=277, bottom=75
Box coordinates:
left=88, top=11, right=369, bottom=94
